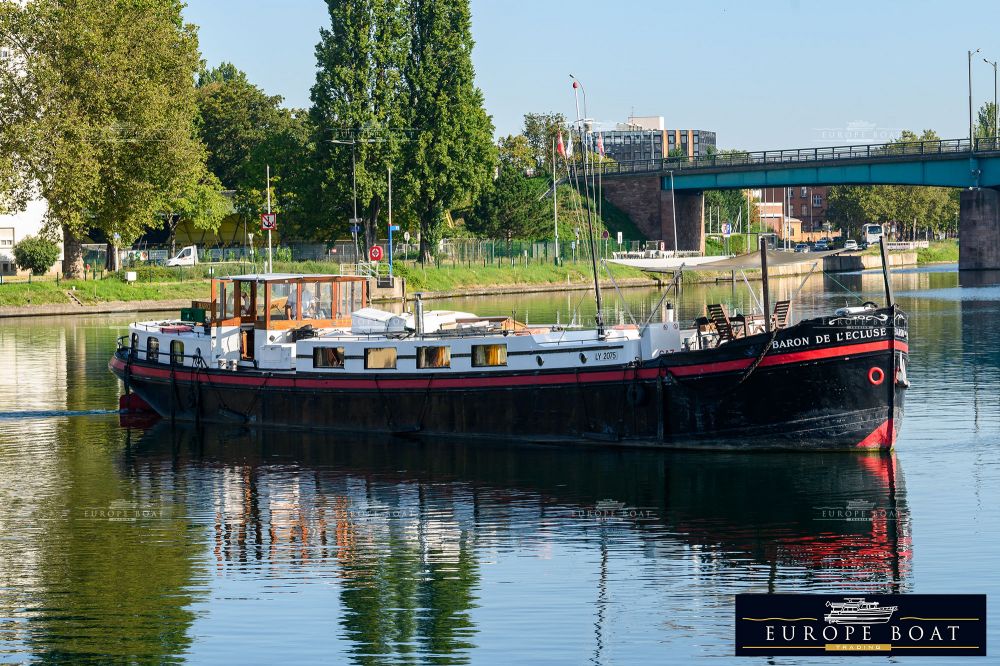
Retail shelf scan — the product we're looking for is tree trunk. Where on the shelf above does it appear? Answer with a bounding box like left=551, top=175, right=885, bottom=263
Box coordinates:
left=62, top=224, right=84, bottom=278
left=105, top=243, right=120, bottom=272
left=364, top=198, right=381, bottom=253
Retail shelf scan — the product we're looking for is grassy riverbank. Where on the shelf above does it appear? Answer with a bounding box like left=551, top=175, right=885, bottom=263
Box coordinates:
left=0, top=244, right=953, bottom=310
left=0, top=260, right=654, bottom=308
left=916, top=240, right=959, bottom=263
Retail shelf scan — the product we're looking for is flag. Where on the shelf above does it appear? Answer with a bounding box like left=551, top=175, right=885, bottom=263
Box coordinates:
left=566, top=133, right=574, bottom=158
left=556, top=132, right=565, bottom=157
left=596, top=133, right=605, bottom=157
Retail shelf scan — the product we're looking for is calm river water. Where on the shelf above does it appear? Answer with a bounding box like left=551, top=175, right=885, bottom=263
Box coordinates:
left=0, top=265, right=997, bottom=664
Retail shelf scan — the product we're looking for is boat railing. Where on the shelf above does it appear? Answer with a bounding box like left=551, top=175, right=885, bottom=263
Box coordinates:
left=116, top=335, right=214, bottom=368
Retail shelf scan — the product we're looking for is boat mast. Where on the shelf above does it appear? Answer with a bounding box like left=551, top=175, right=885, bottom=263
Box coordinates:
left=760, top=236, right=771, bottom=333
left=571, top=76, right=605, bottom=337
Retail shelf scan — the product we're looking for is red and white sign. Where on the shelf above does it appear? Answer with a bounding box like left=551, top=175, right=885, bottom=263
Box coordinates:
left=260, top=213, right=277, bottom=230
left=368, top=245, right=383, bottom=262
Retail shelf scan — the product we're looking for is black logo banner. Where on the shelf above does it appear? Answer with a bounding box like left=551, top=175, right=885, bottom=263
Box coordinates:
left=735, top=594, right=986, bottom=656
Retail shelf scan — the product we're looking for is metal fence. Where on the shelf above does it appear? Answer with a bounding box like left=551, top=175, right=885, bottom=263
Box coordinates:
left=122, top=238, right=676, bottom=269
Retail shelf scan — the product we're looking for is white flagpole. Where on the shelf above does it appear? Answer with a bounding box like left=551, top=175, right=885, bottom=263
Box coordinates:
left=553, top=137, right=559, bottom=265
left=266, top=164, right=273, bottom=274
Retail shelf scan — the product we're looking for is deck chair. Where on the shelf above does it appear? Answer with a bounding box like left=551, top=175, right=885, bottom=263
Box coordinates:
left=771, top=300, right=791, bottom=329
left=707, top=303, right=741, bottom=342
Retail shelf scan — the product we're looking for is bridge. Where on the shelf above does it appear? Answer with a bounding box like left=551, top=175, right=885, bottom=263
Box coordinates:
left=597, top=137, right=1000, bottom=270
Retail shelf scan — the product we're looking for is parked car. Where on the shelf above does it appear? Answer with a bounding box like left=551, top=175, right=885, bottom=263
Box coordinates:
left=794, top=243, right=811, bottom=253
left=843, top=239, right=859, bottom=251
left=813, top=239, right=829, bottom=251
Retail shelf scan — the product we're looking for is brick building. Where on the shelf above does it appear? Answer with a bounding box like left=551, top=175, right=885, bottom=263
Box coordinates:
left=759, top=185, right=831, bottom=232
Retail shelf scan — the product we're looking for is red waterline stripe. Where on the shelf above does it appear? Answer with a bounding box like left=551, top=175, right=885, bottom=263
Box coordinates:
left=668, top=340, right=906, bottom=377
left=110, top=338, right=907, bottom=389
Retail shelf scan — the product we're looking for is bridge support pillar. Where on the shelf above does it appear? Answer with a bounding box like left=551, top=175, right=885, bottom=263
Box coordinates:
left=661, top=189, right=705, bottom=253
left=599, top=175, right=704, bottom=252
left=959, top=187, right=1000, bottom=270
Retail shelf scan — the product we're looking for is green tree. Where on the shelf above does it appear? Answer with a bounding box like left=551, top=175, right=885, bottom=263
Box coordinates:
left=0, top=0, right=217, bottom=277
left=497, top=134, right=534, bottom=174
left=310, top=0, right=410, bottom=247
left=402, top=0, right=496, bottom=261
left=522, top=112, right=566, bottom=170
left=466, top=171, right=549, bottom=245
left=160, top=171, right=230, bottom=249
left=12, top=234, right=60, bottom=275
left=196, top=62, right=286, bottom=189
left=976, top=101, right=999, bottom=144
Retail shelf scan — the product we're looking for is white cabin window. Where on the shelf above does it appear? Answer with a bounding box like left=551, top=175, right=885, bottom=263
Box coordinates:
left=416, top=346, right=450, bottom=369
left=472, top=344, right=507, bottom=367
left=313, top=346, right=345, bottom=368
left=365, top=347, right=397, bottom=369
left=170, top=340, right=184, bottom=366
left=146, top=337, right=159, bottom=362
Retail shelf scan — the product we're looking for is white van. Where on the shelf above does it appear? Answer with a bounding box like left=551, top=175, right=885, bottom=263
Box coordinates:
left=166, top=245, right=198, bottom=267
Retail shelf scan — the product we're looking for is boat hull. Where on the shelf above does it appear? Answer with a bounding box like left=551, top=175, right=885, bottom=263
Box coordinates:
left=109, top=308, right=908, bottom=451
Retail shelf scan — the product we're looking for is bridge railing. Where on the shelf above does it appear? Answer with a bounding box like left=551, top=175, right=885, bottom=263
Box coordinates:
left=599, top=137, right=998, bottom=176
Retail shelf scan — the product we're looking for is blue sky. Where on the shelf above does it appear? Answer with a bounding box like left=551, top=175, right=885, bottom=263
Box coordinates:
left=184, top=0, right=1000, bottom=150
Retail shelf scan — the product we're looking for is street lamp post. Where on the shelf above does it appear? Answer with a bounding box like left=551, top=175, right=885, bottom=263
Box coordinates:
left=969, top=48, right=981, bottom=150
left=985, top=57, right=998, bottom=149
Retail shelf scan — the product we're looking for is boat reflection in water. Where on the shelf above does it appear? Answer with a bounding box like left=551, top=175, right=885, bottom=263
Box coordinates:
left=125, top=424, right=912, bottom=660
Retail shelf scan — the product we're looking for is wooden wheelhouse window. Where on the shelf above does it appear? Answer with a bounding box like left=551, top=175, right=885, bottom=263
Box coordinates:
left=364, top=347, right=397, bottom=369
left=313, top=346, right=345, bottom=368
left=170, top=340, right=184, bottom=366
left=146, top=337, right=159, bottom=362
left=472, top=344, right=507, bottom=367
left=416, top=346, right=450, bottom=369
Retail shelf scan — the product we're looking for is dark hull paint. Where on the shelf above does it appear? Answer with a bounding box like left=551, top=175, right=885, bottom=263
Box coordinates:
left=110, top=308, right=909, bottom=451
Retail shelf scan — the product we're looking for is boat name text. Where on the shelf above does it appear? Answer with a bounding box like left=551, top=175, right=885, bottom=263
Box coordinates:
left=772, top=328, right=887, bottom=350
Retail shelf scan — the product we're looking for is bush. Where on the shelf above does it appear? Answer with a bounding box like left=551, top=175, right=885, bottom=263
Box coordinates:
left=13, top=235, right=60, bottom=275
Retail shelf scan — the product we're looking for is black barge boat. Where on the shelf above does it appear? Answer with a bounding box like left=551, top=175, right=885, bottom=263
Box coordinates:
left=109, top=246, right=909, bottom=451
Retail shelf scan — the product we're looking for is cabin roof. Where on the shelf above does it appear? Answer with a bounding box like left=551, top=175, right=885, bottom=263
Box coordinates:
left=220, top=273, right=363, bottom=282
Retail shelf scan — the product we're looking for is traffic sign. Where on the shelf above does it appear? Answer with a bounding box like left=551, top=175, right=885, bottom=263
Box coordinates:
left=389, top=225, right=400, bottom=232
left=616, top=231, right=623, bottom=245
left=403, top=231, right=410, bottom=242
left=369, top=245, right=384, bottom=262
left=260, top=213, right=277, bottom=230
left=601, top=230, right=610, bottom=239
left=722, top=222, right=732, bottom=237
left=349, top=225, right=361, bottom=233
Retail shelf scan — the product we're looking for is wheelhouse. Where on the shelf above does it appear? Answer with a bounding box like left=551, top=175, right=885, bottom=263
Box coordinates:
left=209, top=273, right=368, bottom=331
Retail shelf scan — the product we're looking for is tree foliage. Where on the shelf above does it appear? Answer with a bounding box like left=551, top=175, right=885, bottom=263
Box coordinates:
left=522, top=112, right=566, bottom=171
left=196, top=62, right=287, bottom=189
left=0, top=0, right=220, bottom=276
left=310, top=0, right=410, bottom=247
left=466, top=171, right=550, bottom=244
left=401, top=0, right=496, bottom=260
left=13, top=234, right=60, bottom=275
